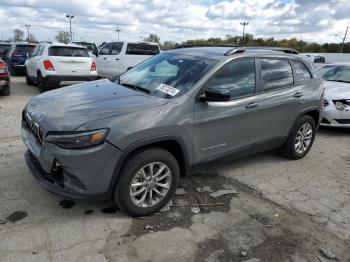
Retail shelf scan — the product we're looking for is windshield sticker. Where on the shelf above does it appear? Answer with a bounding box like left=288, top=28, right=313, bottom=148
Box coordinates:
left=156, top=84, right=180, bottom=96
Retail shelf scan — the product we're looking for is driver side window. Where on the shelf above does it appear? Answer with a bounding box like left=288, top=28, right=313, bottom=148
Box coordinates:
left=205, top=59, right=256, bottom=99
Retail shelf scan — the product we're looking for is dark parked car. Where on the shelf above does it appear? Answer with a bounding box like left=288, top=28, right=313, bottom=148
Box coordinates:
left=0, top=59, right=10, bottom=96
left=0, top=43, right=11, bottom=60
left=22, top=47, right=324, bottom=216
left=5, top=43, right=36, bottom=75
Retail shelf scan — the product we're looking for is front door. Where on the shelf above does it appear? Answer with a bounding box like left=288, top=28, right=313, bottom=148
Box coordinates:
left=193, top=58, right=262, bottom=163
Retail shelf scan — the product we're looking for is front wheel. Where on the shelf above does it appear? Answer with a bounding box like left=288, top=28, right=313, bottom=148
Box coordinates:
left=114, top=147, right=180, bottom=217
left=281, top=115, right=316, bottom=159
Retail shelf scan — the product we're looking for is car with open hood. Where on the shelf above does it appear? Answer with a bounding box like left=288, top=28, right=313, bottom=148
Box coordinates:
left=319, top=63, right=350, bottom=128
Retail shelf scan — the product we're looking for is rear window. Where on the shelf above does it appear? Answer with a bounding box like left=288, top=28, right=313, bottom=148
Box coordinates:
left=49, top=47, right=89, bottom=57
left=0, top=44, right=11, bottom=53
left=126, top=43, right=160, bottom=55
left=15, top=45, right=35, bottom=55
left=73, top=42, right=98, bottom=52
left=261, top=59, right=294, bottom=91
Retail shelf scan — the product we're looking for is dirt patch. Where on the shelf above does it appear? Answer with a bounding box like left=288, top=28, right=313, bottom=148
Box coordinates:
left=6, top=210, right=28, bottom=223
left=59, top=199, right=76, bottom=209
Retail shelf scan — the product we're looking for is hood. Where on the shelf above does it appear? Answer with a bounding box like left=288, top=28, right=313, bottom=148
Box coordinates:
left=324, top=81, right=350, bottom=100
left=25, top=79, right=168, bottom=131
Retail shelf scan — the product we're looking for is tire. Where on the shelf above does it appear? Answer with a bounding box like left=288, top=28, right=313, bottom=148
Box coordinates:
left=9, top=66, right=16, bottom=76
left=25, top=70, right=34, bottom=86
left=37, top=72, right=48, bottom=93
left=114, top=147, right=180, bottom=217
left=281, top=115, right=316, bottom=159
left=1, top=87, right=11, bottom=96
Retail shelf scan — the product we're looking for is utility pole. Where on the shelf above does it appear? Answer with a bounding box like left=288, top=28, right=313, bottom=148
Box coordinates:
left=340, top=26, right=349, bottom=53
left=25, top=24, right=31, bottom=42
left=116, top=29, right=121, bottom=40
left=240, top=21, right=249, bottom=39
left=66, top=14, right=74, bottom=42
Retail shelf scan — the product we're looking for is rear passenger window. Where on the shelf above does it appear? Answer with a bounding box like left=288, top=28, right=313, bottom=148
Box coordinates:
left=37, top=45, right=44, bottom=56
left=126, top=43, right=160, bottom=55
left=111, top=42, right=123, bottom=55
left=261, top=59, right=293, bottom=91
left=99, top=42, right=113, bottom=55
left=293, top=60, right=312, bottom=83
left=205, top=59, right=256, bottom=99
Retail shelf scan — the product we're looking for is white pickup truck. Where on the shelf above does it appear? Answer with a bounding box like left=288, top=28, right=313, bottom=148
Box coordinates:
left=96, top=41, right=160, bottom=78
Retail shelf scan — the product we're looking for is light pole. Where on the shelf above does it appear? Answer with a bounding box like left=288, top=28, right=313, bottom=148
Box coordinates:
left=116, top=29, right=121, bottom=40
left=25, top=24, right=31, bottom=42
left=66, top=14, right=74, bottom=42
left=240, top=22, right=249, bottom=39
left=341, top=26, right=349, bottom=53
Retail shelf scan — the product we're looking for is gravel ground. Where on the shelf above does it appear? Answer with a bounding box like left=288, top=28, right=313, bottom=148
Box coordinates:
left=0, top=77, right=349, bottom=262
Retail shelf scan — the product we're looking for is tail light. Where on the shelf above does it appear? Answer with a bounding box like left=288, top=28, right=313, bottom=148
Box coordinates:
left=43, top=60, right=55, bottom=71
left=90, top=61, right=96, bottom=71
left=0, top=61, right=6, bottom=74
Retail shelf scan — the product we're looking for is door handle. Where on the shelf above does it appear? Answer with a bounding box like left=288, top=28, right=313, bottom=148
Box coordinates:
left=115, top=58, right=119, bottom=61
left=103, top=57, right=107, bottom=60
left=293, top=92, right=304, bottom=98
left=245, top=102, right=259, bottom=109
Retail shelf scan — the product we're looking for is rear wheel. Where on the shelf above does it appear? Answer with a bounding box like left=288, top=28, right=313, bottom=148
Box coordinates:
left=37, top=72, right=48, bottom=93
left=281, top=115, right=316, bottom=159
left=1, top=87, right=11, bottom=96
left=25, top=70, right=34, bottom=86
left=114, top=147, right=180, bottom=217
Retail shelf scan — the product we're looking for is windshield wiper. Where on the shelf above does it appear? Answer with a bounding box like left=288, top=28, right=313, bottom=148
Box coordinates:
left=120, top=82, right=151, bottom=94
left=327, top=79, right=350, bottom=83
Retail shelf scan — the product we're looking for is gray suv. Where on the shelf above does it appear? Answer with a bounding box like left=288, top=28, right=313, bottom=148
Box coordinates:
left=22, top=47, right=324, bottom=216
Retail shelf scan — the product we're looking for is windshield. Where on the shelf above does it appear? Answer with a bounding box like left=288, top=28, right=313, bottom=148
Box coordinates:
left=119, top=52, right=217, bottom=98
left=0, top=44, right=10, bottom=54
left=73, top=42, right=98, bottom=52
left=15, top=45, right=35, bottom=55
left=319, top=65, right=350, bottom=83
left=49, top=46, right=90, bottom=57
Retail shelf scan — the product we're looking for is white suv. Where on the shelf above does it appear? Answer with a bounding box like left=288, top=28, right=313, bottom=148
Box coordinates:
left=96, top=41, right=160, bottom=78
left=25, top=43, right=98, bottom=92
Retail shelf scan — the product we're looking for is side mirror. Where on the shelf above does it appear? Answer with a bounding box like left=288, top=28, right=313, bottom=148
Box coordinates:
left=200, top=87, right=231, bottom=102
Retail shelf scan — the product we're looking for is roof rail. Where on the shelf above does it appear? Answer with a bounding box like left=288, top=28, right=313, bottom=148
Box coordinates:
left=173, top=44, right=240, bottom=49
left=224, top=47, right=299, bottom=56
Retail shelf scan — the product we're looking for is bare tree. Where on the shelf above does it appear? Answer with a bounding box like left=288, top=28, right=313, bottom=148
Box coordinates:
left=13, top=29, right=24, bottom=42
left=26, top=33, right=37, bottom=43
left=143, top=34, right=160, bottom=43
left=55, top=31, right=70, bottom=44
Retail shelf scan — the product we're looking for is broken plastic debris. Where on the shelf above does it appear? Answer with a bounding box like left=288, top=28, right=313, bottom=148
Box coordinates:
left=319, top=247, right=339, bottom=260
left=191, top=207, right=200, bottom=214
left=175, top=188, right=186, bottom=195
left=209, top=189, right=238, bottom=198
left=196, top=185, right=213, bottom=193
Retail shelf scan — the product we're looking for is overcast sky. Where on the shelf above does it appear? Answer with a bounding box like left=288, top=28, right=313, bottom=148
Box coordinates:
left=0, top=0, right=349, bottom=44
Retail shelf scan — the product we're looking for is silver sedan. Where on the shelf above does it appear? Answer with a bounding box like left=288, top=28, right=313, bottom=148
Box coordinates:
left=319, top=63, right=350, bottom=128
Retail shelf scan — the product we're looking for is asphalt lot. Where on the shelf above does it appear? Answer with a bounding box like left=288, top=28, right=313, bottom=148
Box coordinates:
left=0, top=77, right=349, bottom=262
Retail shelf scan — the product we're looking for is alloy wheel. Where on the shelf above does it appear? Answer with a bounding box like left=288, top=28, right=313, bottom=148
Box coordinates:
left=294, top=123, right=313, bottom=154
left=129, top=162, right=172, bottom=208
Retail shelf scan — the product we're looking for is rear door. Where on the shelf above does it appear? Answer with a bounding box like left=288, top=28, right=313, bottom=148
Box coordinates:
left=96, top=42, right=113, bottom=77
left=48, top=46, right=92, bottom=76
left=256, top=58, right=303, bottom=142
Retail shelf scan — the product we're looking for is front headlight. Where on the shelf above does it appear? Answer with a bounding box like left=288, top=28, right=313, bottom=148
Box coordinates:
left=46, top=129, right=109, bottom=149
left=334, top=101, right=347, bottom=111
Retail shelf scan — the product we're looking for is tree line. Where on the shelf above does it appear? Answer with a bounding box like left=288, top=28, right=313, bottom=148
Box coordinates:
left=6, top=29, right=350, bottom=53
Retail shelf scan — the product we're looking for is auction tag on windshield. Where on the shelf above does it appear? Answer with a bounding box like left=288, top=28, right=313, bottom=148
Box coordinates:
left=156, top=84, right=180, bottom=96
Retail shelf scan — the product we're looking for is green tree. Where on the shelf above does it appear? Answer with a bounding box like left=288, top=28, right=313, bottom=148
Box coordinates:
left=55, top=31, right=70, bottom=44
left=143, top=34, right=160, bottom=43
left=13, top=29, right=24, bottom=42
left=162, top=41, right=176, bottom=50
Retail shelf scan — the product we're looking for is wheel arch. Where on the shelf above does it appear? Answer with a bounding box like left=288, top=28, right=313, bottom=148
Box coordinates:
left=108, top=136, right=191, bottom=198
